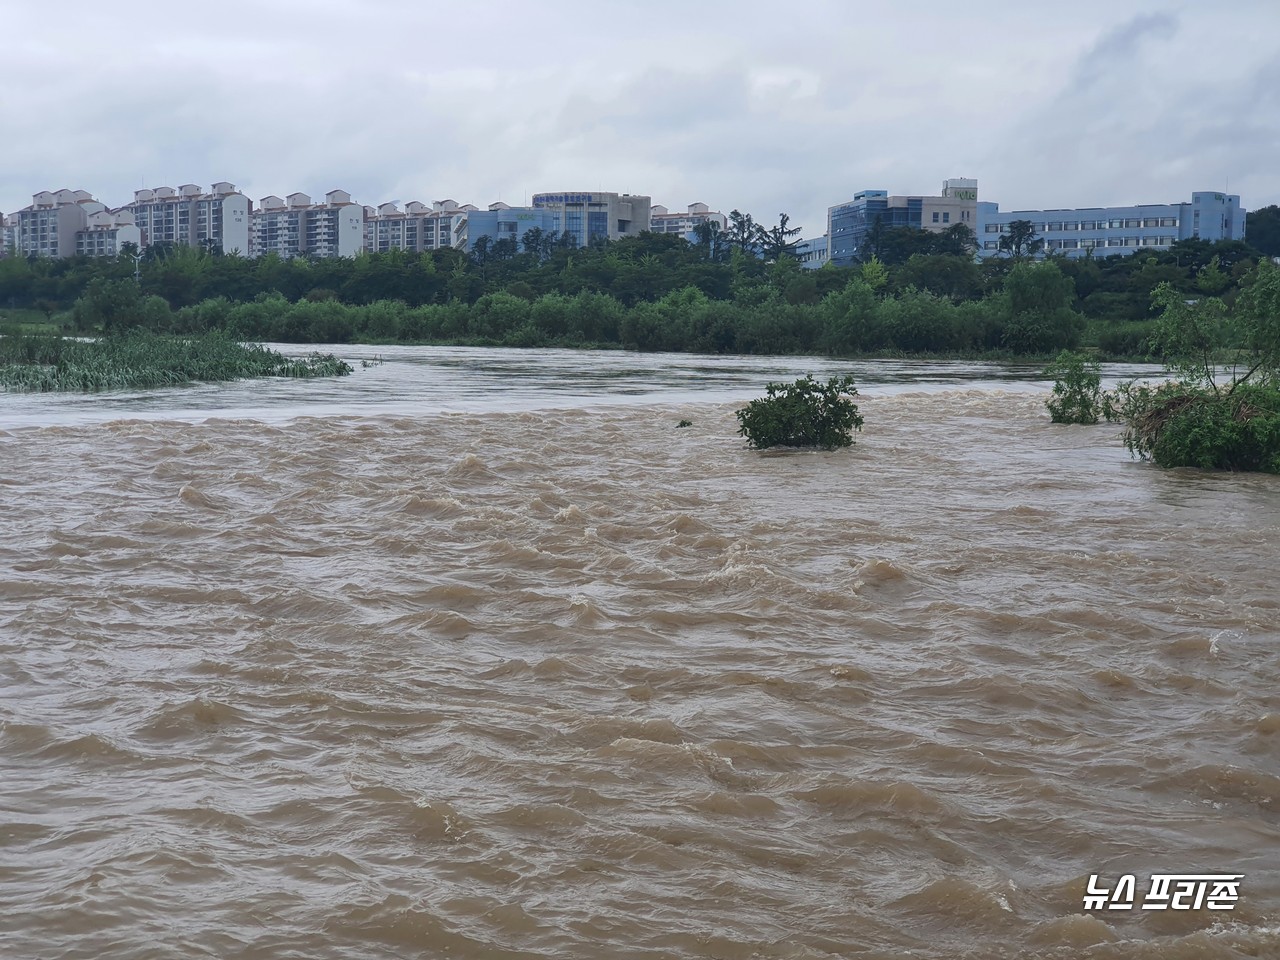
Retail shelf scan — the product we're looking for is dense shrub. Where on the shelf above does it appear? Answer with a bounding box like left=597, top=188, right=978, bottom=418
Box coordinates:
left=1094, top=320, right=1155, bottom=358
left=1109, top=381, right=1280, bottom=472
left=736, top=374, right=863, bottom=450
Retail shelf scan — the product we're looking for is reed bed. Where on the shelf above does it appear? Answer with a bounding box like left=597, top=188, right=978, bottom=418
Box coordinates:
left=0, top=329, right=352, bottom=393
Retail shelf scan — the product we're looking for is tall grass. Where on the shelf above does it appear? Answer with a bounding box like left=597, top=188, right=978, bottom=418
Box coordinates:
left=0, top=328, right=352, bottom=393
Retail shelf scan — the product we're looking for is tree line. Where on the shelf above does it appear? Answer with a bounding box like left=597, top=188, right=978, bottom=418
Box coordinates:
left=1, top=208, right=1276, bottom=359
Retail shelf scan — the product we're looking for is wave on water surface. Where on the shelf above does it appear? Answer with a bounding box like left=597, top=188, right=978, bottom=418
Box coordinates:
left=1, top=353, right=1277, bottom=958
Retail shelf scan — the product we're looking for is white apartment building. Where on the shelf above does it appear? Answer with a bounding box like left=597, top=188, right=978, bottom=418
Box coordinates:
left=250, top=190, right=365, bottom=259
left=363, top=199, right=472, bottom=254
left=126, top=182, right=250, bottom=255
left=649, top=202, right=727, bottom=242
left=11, top=189, right=102, bottom=258
left=75, top=209, right=143, bottom=257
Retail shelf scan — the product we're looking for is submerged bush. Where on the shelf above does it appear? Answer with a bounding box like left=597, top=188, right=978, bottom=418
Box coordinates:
left=736, top=374, right=863, bottom=450
left=1108, top=380, right=1280, bottom=472
left=1045, top=350, right=1103, bottom=424
left=1104, top=262, right=1280, bottom=472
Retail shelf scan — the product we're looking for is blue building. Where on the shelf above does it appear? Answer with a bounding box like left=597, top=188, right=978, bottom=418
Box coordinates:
left=827, top=178, right=978, bottom=267
left=794, top=235, right=829, bottom=270
left=463, top=202, right=561, bottom=252
left=975, top=191, right=1246, bottom=258
left=531, top=191, right=651, bottom=248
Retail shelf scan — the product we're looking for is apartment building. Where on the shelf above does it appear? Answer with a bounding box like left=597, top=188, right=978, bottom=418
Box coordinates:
left=974, top=191, right=1246, bottom=258
left=363, top=199, right=472, bottom=254
left=250, top=190, right=364, bottom=259
left=649, top=202, right=727, bottom=242
left=125, top=182, right=250, bottom=254
left=11, top=189, right=101, bottom=258
left=75, top=208, right=143, bottom=257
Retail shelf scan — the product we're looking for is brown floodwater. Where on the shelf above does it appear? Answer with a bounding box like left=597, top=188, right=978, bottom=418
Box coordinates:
left=1, top=387, right=1277, bottom=959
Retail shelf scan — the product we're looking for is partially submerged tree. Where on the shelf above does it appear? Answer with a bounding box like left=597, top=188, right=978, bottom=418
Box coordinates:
left=1045, top=350, right=1103, bottom=424
left=736, top=374, right=863, bottom=450
left=1107, top=260, right=1280, bottom=471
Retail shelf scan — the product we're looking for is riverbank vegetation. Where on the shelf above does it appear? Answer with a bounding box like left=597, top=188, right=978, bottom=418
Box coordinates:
left=0, top=217, right=1272, bottom=360
left=0, top=328, right=352, bottom=392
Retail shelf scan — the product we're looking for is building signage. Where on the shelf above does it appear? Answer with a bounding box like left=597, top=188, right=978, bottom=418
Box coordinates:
left=534, top=194, right=595, bottom=205
left=952, top=190, right=977, bottom=201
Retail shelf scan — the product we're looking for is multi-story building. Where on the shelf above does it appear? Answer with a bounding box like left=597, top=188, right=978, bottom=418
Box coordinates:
left=1, top=213, right=11, bottom=257
left=363, top=199, right=472, bottom=254
left=125, top=182, right=250, bottom=254
left=531, top=191, right=651, bottom=247
left=75, top=209, right=143, bottom=257
left=462, top=202, right=560, bottom=252
left=974, top=191, right=1246, bottom=258
left=11, top=189, right=101, bottom=258
left=827, top=178, right=978, bottom=267
left=795, top=235, right=829, bottom=270
left=648, top=202, right=727, bottom=242
left=250, top=190, right=365, bottom=259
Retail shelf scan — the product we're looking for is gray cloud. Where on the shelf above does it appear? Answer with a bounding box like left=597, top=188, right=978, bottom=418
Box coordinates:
left=3, top=0, right=1277, bottom=240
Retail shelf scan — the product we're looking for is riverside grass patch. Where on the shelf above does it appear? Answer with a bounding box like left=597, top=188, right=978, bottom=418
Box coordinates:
left=0, top=329, right=352, bottom=393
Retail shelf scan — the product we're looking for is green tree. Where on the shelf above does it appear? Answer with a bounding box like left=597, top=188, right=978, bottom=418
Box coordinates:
left=1195, top=255, right=1232, bottom=296
left=859, top=255, right=889, bottom=292
left=1245, top=205, right=1280, bottom=258
left=998, top=219, right=1044, bottom=259
left=1001, top=261, right=1084, bottom=353
left=725, top=210, right=761, bottom=258
left=1229, top=257, right=1280, bottom=387
left=71, top=278, right=142, bottom=333
left=1045, top=350, right=1103, bottom=424
left=758, top=213, right=802, bottom=262
left=691, top=220, right=729, bottom=262
left=1149, top=282, right=1230, bottom=392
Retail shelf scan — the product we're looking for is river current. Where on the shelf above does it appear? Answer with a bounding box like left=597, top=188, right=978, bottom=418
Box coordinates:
left=1, top=347, right=1277, bottom=959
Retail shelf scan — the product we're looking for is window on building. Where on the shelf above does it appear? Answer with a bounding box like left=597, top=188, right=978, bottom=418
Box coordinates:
left=983, top=240, right=998, bottom=249
left=942, top=212, right=950, bottom=223
left=1048, top=222, right=1063, bottom=231
left=985, top=224, right=1000, bottom=233
left=932, top=212, right=939, bottom=223
left=1125, top=219, right=1141, bottom=228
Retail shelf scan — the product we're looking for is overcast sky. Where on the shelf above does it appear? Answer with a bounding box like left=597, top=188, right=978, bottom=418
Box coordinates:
left=4, top=1, right=1277, bottom=238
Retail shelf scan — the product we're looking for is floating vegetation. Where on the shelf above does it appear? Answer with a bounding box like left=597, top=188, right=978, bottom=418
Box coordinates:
left=0, top=329, right=353, bottom=393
